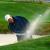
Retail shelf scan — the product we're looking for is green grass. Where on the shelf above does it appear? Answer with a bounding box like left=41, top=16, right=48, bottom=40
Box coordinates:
left=0, top=36, right=50, bottom=50
left=0, top=2, right=48, bottom=33
left=0, top=0, right=14, bottom=2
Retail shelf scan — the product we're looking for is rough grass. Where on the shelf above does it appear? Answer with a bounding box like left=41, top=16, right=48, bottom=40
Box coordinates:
left=0, top=36, right=50, bottom=50
left=0, top=0, right=14, bottom=2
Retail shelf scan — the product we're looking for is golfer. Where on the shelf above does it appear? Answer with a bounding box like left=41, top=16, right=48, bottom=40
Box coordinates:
left=5, top=14, right=29, bottom=41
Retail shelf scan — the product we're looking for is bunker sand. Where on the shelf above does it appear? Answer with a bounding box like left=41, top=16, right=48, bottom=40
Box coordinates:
left=0, top=34, right=17, bottom=46
left=0, top=34, right=49, bottom=46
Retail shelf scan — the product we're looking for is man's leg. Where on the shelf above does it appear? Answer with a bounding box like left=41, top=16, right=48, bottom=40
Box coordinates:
left=16, top=33, right=32, bottom=41
left=16, top=34, right=24, bottom=41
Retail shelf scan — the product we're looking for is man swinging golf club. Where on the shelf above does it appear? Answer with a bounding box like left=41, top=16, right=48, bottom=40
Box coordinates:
left=5, top=14, right=29, bottom=41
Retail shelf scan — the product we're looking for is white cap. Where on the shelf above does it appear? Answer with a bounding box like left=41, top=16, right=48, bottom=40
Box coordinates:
left=5, top=14, right=12, bottom=21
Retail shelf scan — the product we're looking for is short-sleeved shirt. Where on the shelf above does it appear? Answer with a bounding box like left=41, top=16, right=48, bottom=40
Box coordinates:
left=8, top=16, right=29, bottom=33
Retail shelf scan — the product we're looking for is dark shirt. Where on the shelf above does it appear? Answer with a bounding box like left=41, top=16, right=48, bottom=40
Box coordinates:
left=8, top=16, right=29, bottom=33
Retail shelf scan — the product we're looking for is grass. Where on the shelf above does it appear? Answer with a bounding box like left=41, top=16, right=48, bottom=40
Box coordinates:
left=0, top=2, right=48, bottom=33
left=0, top=36, right=50, bottom=50
left=0, top=0, right=14, bottom=2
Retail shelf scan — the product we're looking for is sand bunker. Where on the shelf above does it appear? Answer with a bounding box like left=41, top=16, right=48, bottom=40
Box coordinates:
left=0, top=34, right=17, bottom=46
left=0, top=33, right=49, bottom=46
